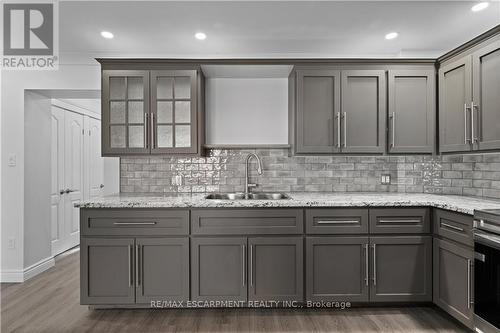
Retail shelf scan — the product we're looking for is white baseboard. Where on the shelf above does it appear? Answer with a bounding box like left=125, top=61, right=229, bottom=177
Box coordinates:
left=0, top=256, right=55, bottom=283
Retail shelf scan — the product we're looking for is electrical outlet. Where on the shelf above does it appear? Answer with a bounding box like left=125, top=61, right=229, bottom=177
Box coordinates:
left=8, top=238, right=16, bottom=249
left=381, top=174, right=391, bottom=185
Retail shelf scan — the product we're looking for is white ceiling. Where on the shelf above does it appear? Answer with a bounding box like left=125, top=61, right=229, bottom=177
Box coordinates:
left=59, top=1, right=500, bottom=61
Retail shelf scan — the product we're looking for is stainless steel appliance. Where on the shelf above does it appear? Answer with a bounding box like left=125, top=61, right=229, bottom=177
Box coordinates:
left=474, top=209, right=500, bottom=333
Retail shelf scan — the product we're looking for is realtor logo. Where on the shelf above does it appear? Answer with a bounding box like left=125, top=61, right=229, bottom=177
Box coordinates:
left=2, top=2, right=58, bottom=69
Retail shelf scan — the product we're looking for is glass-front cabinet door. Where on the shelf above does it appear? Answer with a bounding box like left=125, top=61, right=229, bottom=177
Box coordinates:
left=102, top=70, right=150, bottom=155
left=150, top=70, right=198, bottom=154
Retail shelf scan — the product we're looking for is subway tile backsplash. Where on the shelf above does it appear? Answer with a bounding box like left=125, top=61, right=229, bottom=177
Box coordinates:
left=120, top=149, right=500, bottom=200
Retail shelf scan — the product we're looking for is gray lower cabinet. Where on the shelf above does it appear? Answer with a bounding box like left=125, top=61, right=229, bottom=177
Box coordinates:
left=388, top=70, right=435, bottom=153
left=135, top=238, right=189, bottom=304
left=81, top=238, right=135, bottom=305
left=191, top=237, right=247, bottom=302
left=81, top=237, right=189, bottom=305
left=248, top=237, right=303, bottom=302
left=369, top=208, right=430, bottom=234
left=433, top=238, right=474, bottom=328
left=306, top=237, right=369, bottom=302
left=370, top=236, right=432, bottom=302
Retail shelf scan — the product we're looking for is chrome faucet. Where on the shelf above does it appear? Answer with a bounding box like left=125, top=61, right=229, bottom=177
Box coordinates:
left=244, top=153, right=263, bottom=199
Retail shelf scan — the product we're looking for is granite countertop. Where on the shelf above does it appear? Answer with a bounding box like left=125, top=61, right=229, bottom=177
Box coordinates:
left=76, top=192, right=500, bottom=215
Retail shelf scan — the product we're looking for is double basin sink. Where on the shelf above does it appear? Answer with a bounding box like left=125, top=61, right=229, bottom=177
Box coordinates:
left=205, top=192, right=289, bottom=200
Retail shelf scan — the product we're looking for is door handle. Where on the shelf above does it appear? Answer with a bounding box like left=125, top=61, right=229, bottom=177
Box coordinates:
left=365, top=244, right=369, bottom=287
left=250, top=244, right=253, bottom=287
left=471, top=102, right=478, bottom=144
left=151, top=113, right=155, bottom=149
left=59, top=189, right=65, bottom=195
left=467, top=259, right=472, bottom=309
left=65, top=189, right=77, bottom=194
left=464, top=103, right=471, bottom=144
left=441, top=222, right=465, bottom=233
left=99, top=184, right=104, bottom=189
left=128, top=245, right=133, bottom=287
left=390, top=112, right=396, bottom=148
left=316, top=220, right=359, bottom=225
left=242, top=244, right=246, bottom=287
left=343, top=111, right=347, bottom=148
left=336, top=112, right=341, bottom=148
left=372, top=244, right=377, bottom=286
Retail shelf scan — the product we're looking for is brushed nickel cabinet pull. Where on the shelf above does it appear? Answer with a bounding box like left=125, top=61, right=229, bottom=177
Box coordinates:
left=372, top=244, right=377, bottom=286
left=467, top=259, right=471, bottom=309
left=128, top=245, right=133, bottom=287
left=343, top=111, right=347, bottom=148
left=464, top=103, right=470, bottom=144
left=471, top=102, right=478, bottom=143
left=441, top=222, right=465, bottom=233
left=391, top=112, right=396, bottom=148
left=365, top=244, right=369, bottom=287
left=144, top=112, right=148, bottom=148
left=250, top=245, right=253, bottom=287
left=242, top=244, right=246, bottom=287
left=337, top=112, right=341, bottom=148
left=378, top=219, right=421, bottom=224
left=151, top=113, right=156, bottom=149
left=136, top=244, right=141, bottom=287
left=317, top=220, right=359, bottom=225
left=113, top=222, right=157, bottom=226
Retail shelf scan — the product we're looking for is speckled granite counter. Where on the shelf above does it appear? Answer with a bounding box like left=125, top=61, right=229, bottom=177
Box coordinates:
left=76, top=192, right=500, bottom=215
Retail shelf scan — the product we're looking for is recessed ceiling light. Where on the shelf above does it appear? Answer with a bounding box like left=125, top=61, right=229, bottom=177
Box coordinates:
left=100, top=31, right=114, bottom=39
left=385, top=32, right=398, bottom=40
left=471, top=2, right=489, bottom=12
left=195, top=32, right=207, bottom=40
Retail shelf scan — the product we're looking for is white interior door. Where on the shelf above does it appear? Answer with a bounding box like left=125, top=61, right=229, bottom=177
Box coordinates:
left=87, top=117, right=104, bottom=198
left=64, top=110, right=84, bottom=251
left=51, top=107, right=66, bottom=255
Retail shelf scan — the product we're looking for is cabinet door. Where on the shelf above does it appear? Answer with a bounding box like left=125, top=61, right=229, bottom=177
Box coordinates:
left=150, top=70, right=198, bottom=154
left=102, top=70, right=150, bottom=156
left=191, top=237, right=247, bottom=302
left=80, top=238, right=135, bottom=305
left=136, top=238, right=189, bottom=304
left=473, top=40, right=500, bottom=151
left=306, top=237, right=369, bottom=302
left=248, top=237, right=303, bottom=302
left=341, top=70, right=385, bottom=153
left=388, top=69, right=435, bottom=153
left=296, top=69, right=340, bottom=153
left=370, top=236, right=432, bottom=302
left=439, top=57, right=473, bottom=152
left=433, top=238, right=474, bottom=329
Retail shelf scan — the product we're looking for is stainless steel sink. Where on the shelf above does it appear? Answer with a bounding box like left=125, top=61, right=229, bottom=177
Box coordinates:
left=204, top=192, right=289, bottom=200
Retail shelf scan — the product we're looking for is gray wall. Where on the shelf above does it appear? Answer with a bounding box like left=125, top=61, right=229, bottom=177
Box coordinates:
left=24, top=91, right=52, bottom=268
left=120, top=149, right=500, bottom=200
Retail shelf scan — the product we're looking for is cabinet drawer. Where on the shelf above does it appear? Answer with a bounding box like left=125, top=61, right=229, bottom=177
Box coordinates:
left=81, top=209, right=189, bottom=236
left=369, top=208, right=430, bottom=234
left=306, top=209, right=368, bottom=234
left=434, top=209, right=473, bottom=246
left=191, top=209, right=303, bottom=235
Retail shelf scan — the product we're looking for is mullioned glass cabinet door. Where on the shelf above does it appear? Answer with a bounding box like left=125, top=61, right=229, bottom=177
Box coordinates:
left=150, top=70, right=198, bottom=154
left=102, top=70, right=150, bottom=155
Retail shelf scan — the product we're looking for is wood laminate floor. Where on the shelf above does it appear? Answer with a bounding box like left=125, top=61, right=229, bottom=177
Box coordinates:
left=1, top=249, right=468, bottom=333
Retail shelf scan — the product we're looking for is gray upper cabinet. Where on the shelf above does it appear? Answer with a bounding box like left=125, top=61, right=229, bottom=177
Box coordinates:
left=341, top=70, right=386, bottom=153
left=388, top=70, right=435, bottom=153
left=296, top=69, right=341, bottom=153
left=100, top=62, right=204, bottom=157
left=81, top=237, right=135, bottom=305
left=135, top=238, right=189, bottom=304
left=191, top=237, right=247, bottom=302
left=306, top=237, right=369, bottom=302
left=150, top=70, right=199, bottom=154
left=439, top=57, right=473, bottom=153
left=248, top=237, right=303, bottom=302
left=102, top=70, right=150, bottom=155
left=433, top=238, right=474, bottom=329
left=472, top=40, right=500, bottom=151
left=370, top=236, right=432, bottom=302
